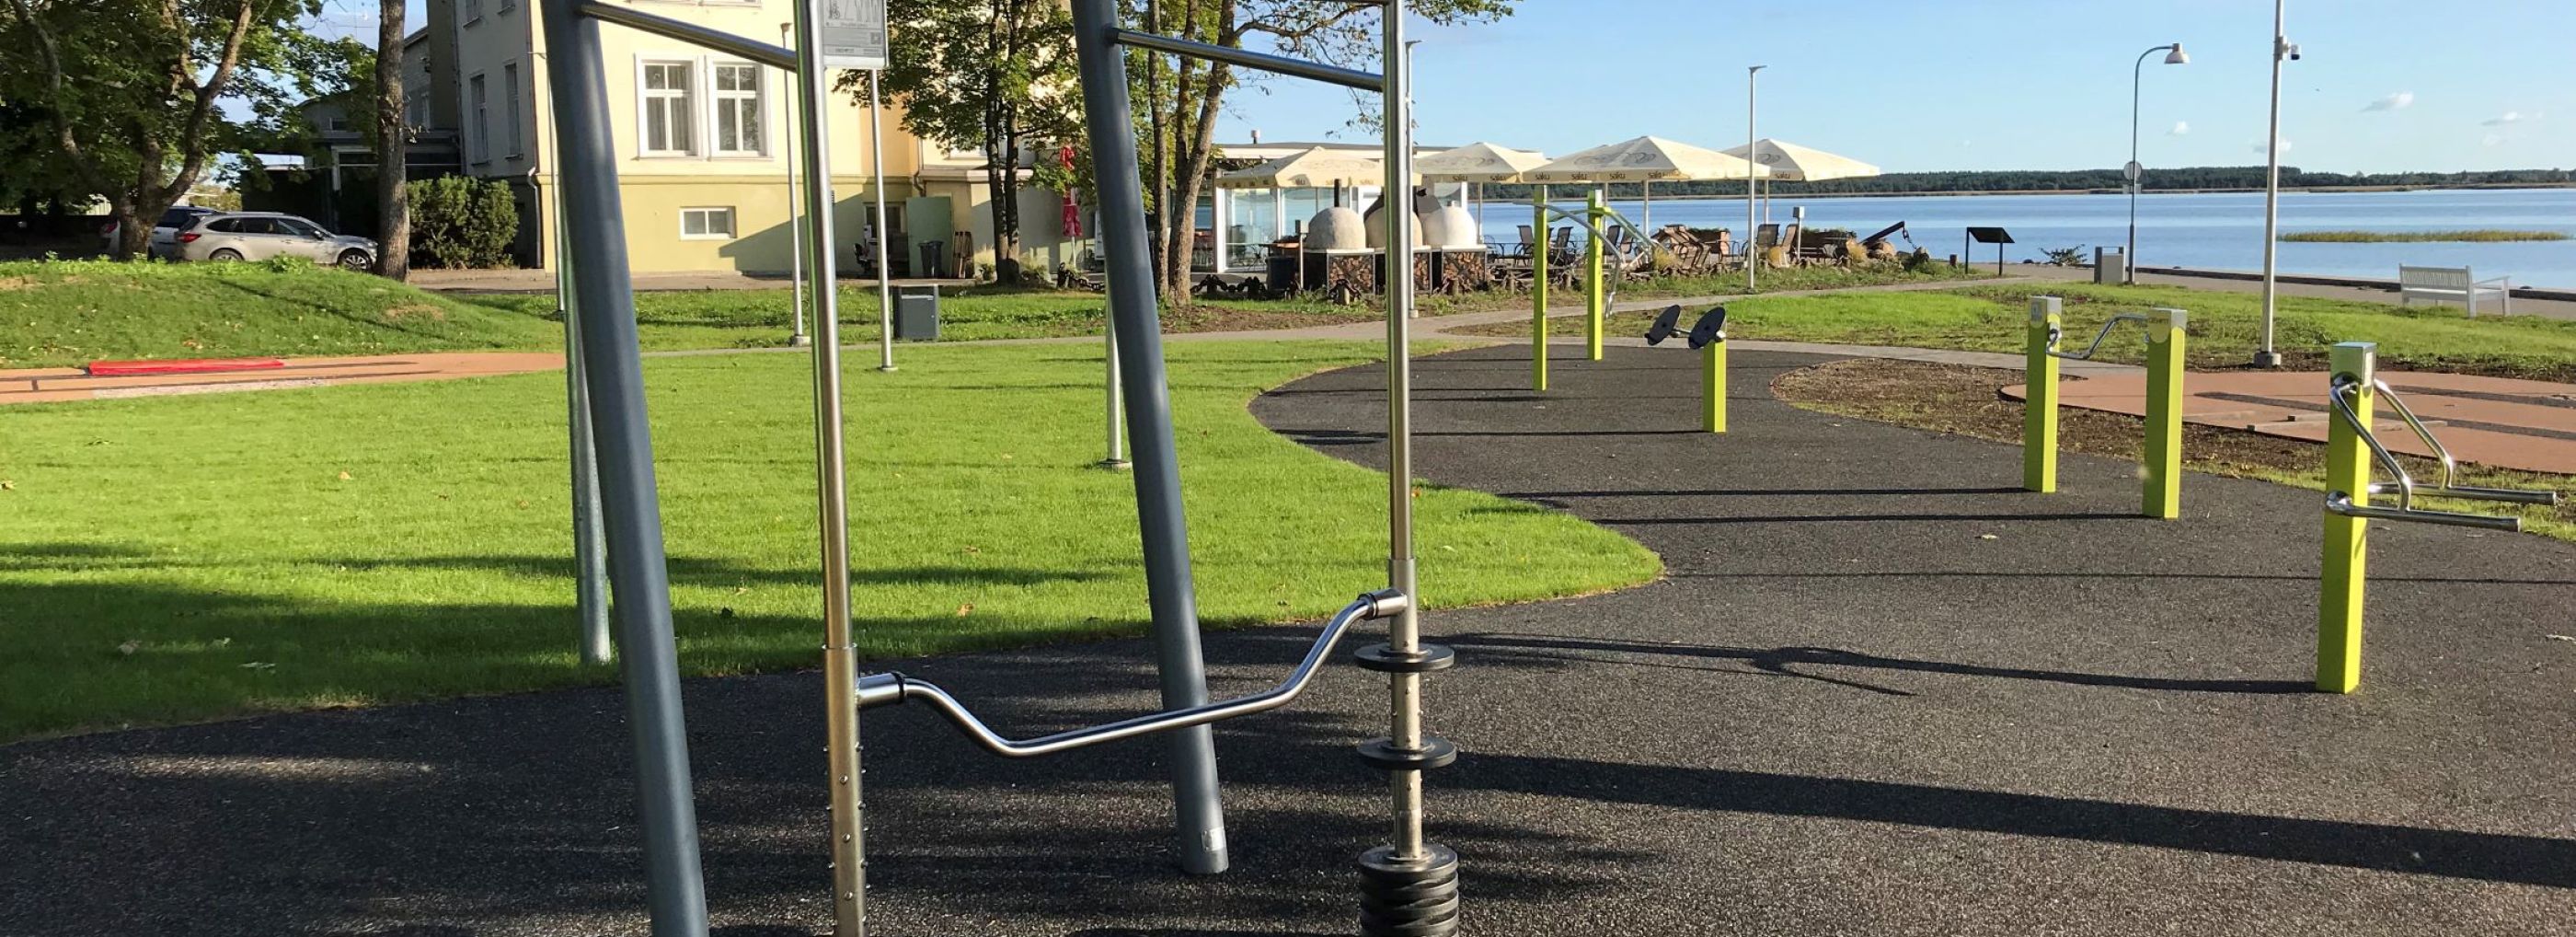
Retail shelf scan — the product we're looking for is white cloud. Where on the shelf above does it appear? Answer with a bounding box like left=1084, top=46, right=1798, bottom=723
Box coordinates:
left=2362, top=91, right=2415, bottom=112
left=2168, top=121, right=2191, bottom=136
left=2483, top=110, right=2526, bottom=125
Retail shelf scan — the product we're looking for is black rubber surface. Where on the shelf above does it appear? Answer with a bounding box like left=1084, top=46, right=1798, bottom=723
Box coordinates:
left=6, top=344, right=2574, bottom=936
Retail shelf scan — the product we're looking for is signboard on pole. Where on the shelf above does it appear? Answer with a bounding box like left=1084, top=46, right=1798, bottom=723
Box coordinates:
left=820, top=0, right=888, bottom=70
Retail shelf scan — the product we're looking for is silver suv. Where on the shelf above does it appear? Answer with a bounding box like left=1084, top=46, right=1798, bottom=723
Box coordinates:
left=173, top=213, right=377, bottom=270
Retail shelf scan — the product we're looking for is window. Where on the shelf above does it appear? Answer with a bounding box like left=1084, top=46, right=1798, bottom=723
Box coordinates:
left=680, top=207, right=735, bottom=240
left=405, top=88, right=429, bottom=131
left=468, top=74, right=489, bottom=163
left=710, top=63, right=763, bottom=156
left=497, top=0, right=513, bottom=11
left=462, top=0, right=481, bottom=22
left=503, top=63, right=523, bottom=156
left=640, top=61, right=696, bottom=156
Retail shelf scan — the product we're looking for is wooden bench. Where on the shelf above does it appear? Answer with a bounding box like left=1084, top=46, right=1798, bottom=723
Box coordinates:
left=2398, top=265, right=2513, bottom=317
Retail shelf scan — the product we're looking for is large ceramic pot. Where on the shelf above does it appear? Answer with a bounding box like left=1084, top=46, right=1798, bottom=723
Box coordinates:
left=1420, top=204, right=1481, bottom=249
left=1362, top=197, right=1426, bottom=250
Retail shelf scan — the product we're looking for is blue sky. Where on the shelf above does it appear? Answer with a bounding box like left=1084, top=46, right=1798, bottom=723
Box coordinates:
left=1220, top=0, right=2572, bottom=174
left=326, top=0, right=2570, bottom=174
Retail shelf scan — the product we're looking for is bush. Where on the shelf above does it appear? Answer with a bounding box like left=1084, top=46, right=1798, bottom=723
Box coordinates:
left=1902, top=248, right=1935, bottom=272
left=408, top=177, right=520, bottom=269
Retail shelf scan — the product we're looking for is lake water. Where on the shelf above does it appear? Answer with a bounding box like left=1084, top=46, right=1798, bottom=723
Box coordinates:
left=1472, top=187, right=2576, bottom=288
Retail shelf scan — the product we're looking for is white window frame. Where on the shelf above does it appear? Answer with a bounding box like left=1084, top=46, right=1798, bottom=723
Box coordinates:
left=636, top=58, right=697, bottom=157
left=503, top=62, right=523, bottom=157
left=467, top=73, right=489, bottom=164
left=679, top=206, right=736, bottom=240
left=708, top=61, right=765, bottom=157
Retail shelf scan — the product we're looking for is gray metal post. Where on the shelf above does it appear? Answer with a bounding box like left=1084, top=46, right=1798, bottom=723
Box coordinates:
left=782, top=4, right=867, bottom=933
left=1067, top=0, right=1230, bottom=875
left=538, top=2, right=707, bottom=933
left=870, top=69, right=896, bottom=372
left=1101, top=307, right=1130, bottom=469
left=783, top=22, right=811, bottom=348
left=551, top=169, right=613, bottom=665
left=1379, top=0, right=1428, bottom=866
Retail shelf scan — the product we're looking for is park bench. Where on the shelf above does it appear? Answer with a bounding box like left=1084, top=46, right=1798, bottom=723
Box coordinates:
left=2398, top=264, right=2513, bottom=317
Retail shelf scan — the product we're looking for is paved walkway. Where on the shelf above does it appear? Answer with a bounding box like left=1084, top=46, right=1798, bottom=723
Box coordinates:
left=0, top=352, right=563, bottom=405
left=2007, top=263, right=2576, bottom=321
left=2006, top=369, right=2576, bottom=475
left=5, top=345, right=2570, bottom=935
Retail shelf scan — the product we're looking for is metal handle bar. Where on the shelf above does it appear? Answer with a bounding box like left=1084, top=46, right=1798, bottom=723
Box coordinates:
left=2369, top=378, right=2461, bottom=491
left=2326, top=491, right=2521, bottom=532
left=854, top=590, right=1409, bottom=758
left=2366, top=481, right=2560, bottom=506
left=2329, top=376, right=2424, bottom=512
left=2331, top=376, right=2561, bottom=514
left=2045, top=314, right=2155, bottom=361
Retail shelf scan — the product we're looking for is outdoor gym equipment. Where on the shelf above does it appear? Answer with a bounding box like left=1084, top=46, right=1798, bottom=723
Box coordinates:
left=2020, top=295, right=2190, bottom=518
left=1527, top=191, right=1660, bottom=389
left=1644, top=305, right=1731, bottom=433
left=537, top=0, right=1454, bottom=934
left=2315, top=341, right=2560, bottom=693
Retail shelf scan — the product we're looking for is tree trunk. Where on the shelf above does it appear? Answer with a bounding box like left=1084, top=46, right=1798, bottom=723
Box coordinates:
left=110, top=202, right=148, bottom=260
left=374, top=0, right=409, bottom=279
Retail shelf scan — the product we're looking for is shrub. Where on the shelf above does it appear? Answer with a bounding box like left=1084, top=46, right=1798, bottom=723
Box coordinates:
left=1902, top=249, right=1935, bottom=272
left=408, top=177, right=520, bottom=269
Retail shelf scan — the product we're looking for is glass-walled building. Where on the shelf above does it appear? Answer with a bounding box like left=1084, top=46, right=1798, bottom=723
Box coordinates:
left=1196, top=140, right=1456, bottom=274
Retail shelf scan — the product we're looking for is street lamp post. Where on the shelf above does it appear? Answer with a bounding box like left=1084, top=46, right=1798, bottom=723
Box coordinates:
left=1745, top=64, right=1764, bottom=291
left=2127, top=42, right=2186, bottom=284
left=2256, top=0, right=2294, bottom=367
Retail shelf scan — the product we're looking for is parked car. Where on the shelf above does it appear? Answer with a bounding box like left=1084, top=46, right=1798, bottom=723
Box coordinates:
left=98, top=205, right=221, bottom=259
left=172, top=213, right=377, bottom=270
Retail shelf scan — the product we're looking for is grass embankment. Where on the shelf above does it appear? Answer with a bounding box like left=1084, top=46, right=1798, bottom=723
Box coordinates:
left=0, top=341, right=1660, bottom=742
left=1467, top=282, right=2576, bottom=380
left=0, top=259, right=555, bottom=368
left=2281, top=229, right=2569, bottom=243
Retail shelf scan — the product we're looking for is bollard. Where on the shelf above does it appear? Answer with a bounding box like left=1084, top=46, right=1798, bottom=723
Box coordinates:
left=2317, top=341, right=2374, bottom=693
left=1585, top=190, right=1606, bottom=362
left=1531, top=188, right=1548, bottom=392
left=1702, top=334, right=1727, bottom=434
left=2021, top=295, right=2062, bottom=493
left=2142, top=307, right=2187, bottom=518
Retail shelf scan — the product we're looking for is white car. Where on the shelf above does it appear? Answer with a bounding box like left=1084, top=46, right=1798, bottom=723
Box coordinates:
left=98, top=205, right=221, bottom=260
left=172, top=213, right=378, bottom=270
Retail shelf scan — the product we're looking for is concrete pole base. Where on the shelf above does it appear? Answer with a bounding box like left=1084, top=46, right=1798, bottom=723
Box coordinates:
left=2251, top=350, right=2283, bottom=368
left=1096, top=458, right=1133, bottom=471
left=787, top=335, right=813, bottom=347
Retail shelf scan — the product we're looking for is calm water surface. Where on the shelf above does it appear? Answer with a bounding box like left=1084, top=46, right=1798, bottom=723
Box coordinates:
left=1474, top=187, right=2576, bottom=287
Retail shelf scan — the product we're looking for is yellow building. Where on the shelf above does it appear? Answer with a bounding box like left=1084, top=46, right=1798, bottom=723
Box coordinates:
left=420, top=0, right=1079, bottom=276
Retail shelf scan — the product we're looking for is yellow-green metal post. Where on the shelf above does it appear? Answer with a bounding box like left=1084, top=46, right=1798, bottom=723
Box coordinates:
left=1585, top=189, right=1606, bottom=361
left=1531, top=186, right=1548, bottom=391
left=1702, top=336, right=1727, bottom=433
left=2022, top=295, right=2062, bottom=493
left=2142, top=307, right=2188, bottom=518
left=2318, top=341, right=2375, bottom=693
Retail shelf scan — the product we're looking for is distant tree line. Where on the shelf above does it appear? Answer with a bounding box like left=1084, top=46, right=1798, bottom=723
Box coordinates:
left=1486, top=166, right=2573, bottom=200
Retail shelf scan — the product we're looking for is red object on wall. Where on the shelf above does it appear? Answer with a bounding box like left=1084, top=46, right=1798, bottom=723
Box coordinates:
left=1059, top=145, right=1084, bottom=239
left=85, top=358, right=288, bottom=376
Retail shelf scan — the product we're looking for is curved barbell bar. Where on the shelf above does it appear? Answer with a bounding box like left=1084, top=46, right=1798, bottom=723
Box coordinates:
left=2045, top=313, right=2156, bottom=362
left=855, top=590, right=1409, bottom=758
left=2324, top=375, right=2559, bottom=526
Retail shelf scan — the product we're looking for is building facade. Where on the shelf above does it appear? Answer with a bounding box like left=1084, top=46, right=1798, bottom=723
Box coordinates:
left=412, top=0, right=1080, bottom=275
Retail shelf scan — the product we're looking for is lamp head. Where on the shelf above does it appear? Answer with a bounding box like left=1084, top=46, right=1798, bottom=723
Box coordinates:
left=2164, top=44, right=2189, bottom=64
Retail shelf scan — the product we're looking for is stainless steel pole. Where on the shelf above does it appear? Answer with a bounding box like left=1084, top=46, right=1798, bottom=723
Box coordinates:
left=784, top=22, right=810, bottom=347
left=1067, top=0, right=1231, bottom=875
left=1745, top=64, right=1763, bottom=291
left=1101, top=302, right=1129, bottom=469
left=539, top=3, right=707, bottom=932
left=2255, top=0, right=2287, bottom=367
left=551, top=167, right=613, bottom=666
left=870, top=69, right=896, bottom=371
left=788, top=1, right=865, bottom=931
left=1382, top=3, right=1423, bottom=863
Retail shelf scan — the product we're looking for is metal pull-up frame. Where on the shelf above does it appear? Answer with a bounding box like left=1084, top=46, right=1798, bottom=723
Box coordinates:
left=538, top=0, right=1447, bottom=934
left=2020, top=296, right=2191, bottom=518
left=2315, top=341, right=2560, bottom=692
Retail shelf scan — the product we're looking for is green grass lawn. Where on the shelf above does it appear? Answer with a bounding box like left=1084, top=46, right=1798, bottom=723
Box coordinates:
left=0, top=341, right=1660, bottom=742
left=1503, top=281, right=2576, bottom=378
left=0, top=259, right=556, bottom=368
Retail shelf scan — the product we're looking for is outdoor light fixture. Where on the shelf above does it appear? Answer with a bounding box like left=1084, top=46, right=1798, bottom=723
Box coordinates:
left=2125, top=41, right=2188, bottom=284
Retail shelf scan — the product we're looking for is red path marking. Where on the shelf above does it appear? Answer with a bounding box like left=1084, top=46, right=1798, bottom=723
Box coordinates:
left=85, top=357, right=286, bottom=376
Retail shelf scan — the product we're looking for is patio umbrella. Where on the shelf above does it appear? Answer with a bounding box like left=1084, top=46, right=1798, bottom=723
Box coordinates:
left=1213, top=145, right=1409, bottom=202
left=1415, top=142, right=1548, bottom=231
left=1719, top=138, right=1880, bottom=225
left=1524, top=135, right=1770, bottom=231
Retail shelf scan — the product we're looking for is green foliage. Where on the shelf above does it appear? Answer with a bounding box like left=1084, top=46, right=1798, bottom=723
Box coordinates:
left=0, top=341, right=1657, bottom=740
left=2280, top=229, right=2570, bottom=243
left=405, top=177, right=518, bottom=269
left=866, top=0, right=1081, bottom=278
left=2039, top=245, right=2089, bottom=266
left=1902, top=248, right=1937, bottom=272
